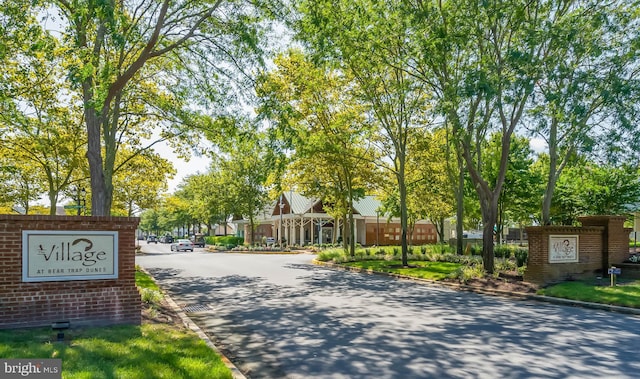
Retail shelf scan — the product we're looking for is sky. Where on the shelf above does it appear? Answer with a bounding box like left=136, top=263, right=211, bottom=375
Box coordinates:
left=530, top=137, right=547, bottom=154
left=154, top=141, right=212, bottom=194
left=156, top=137, right=548, bottom=195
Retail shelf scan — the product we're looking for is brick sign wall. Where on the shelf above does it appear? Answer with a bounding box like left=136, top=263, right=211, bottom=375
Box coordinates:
left=524, top=225, right=603, bottom=285
left=525, top=216, right=631, bottom=285
left=0, top=215, right=140, bottom=329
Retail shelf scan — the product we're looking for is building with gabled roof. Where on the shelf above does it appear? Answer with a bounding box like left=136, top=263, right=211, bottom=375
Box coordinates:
left=236, top=192, right=444, bottom=246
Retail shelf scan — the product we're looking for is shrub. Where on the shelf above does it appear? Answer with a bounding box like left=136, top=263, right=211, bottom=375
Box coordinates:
left=495, top=258, right=517, bottom=272
left=494, top=245, right=512, bottom=259
left=449, top=265, right=485, bottom=284
left=316, top=249, right=345, bottom=262
left=439, top=253, right=482, bottom=265
left=204, top=235, right=244, bottom=248
left=430, top=243, right=454, bottom=255
left=140, top=288, right=163, bottom=308
left=514, top=248, right=528, bottom=267
left=470, top=245, right=483, bottom=256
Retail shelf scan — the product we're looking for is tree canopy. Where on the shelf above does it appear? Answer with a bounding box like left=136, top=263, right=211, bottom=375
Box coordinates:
left=4, top=0, right=640, bottom=277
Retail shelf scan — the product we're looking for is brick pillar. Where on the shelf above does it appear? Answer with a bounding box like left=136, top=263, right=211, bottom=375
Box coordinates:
left=579, top=216, right=631, bottom=267
left=0, top=215, right=140, bottom=329
left=524, top=227, right=545, bottom=284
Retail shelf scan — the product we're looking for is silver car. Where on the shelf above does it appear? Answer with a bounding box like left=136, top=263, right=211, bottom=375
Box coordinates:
left=170, top=239, right=194, bottom=252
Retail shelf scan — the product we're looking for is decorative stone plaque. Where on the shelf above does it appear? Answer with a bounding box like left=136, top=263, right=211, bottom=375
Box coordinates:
left=549, top=235, right=579, bottom=263
left=22, top=230, right=118, bottom=282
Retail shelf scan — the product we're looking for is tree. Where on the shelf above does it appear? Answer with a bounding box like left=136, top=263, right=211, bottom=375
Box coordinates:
left=404, top=0, right=589, bottom=273
left=32, top=0, right=282, bottom=215
left=161, top=193, right=195, bottom=238
left=407, top=127, right=457, bottom=243
left=178, top=173, right=226, bottom=236
left=297, top=0, right=431, bottom=265
left=526, top=2, right=640, bottom=224
left=256, top=49, right=378, bottom=254
left=111, top=149, right=175, bottom=216
left=483, top=133, right=541, bottom=243
left=168, top=129, right=272, bottom=241
left=552, top=161, right=640, bottom=225
left=0, top=156, right=45, bottom=214
left=139, top=208, right=161, bottom=236
left=219, top=131, right=272, bottom=244
left=0, top=30, right=87, bottom=215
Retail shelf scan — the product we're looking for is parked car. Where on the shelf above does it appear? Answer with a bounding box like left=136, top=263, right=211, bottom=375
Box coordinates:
left=190, top=233, right=205, bottom=248
left=160, top=235, right=173, bottom=244
left=171, top=239, right=194, bottom=252
left=146, top=235, right=158, bottom=244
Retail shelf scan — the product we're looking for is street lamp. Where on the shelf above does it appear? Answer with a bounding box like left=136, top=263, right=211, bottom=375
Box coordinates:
left=77, top=187, right=86, bottom=215
left=279, top=194, right=284, bottom=247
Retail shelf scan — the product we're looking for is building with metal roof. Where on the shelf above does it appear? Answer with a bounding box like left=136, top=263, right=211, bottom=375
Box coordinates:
left=236, top=192, right=444, bottom=246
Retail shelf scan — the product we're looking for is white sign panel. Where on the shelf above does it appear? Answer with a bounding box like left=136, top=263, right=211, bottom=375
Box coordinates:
left=549, top=235, right=579, bottom=263
left=22, top=231, right=118, bottom=282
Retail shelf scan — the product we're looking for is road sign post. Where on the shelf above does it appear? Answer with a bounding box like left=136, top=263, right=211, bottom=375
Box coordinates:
left=608, top=266, right=621, bottom=286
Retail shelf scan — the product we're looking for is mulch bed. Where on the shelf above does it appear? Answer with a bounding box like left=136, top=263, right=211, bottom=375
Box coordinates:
left=380, top=264, right=540, bottom=294
left=460, top=277, right=539, bottom=293
left=142, top=298, right=183, bottom=326
left=446, top=271, right=540, bottom=294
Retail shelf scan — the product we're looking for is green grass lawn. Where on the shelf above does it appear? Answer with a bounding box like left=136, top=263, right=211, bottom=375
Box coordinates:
left=538, top=280, right=640, bottom=308
left=342, top=260, right=462, bottom=280
left=136, top=266, right=160, bottom=291
left=0, top=267, right=233, bottom=378
left=339, top=258, right=640, bottom=309
left=0, top=324, right=232, bottom=379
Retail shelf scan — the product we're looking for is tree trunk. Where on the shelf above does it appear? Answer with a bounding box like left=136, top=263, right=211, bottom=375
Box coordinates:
left=436, top=216, right=445, bottom=243
left=497, top=193, right=505, bottom=245
left=347, top=181, right=356, bottom=257
left=48, top=191, right=58, bottom=216
left=455, top=159, right=465, bottom=254
left=249, top=216, right=255, bottom=245
left=398, top=155, right=409, bottom=267
left=542, top=119, right=558, bottom=225
left=84, top=103, right=108, bottom=216
left=464, top=149, right=501, bottom=274
left=482, top=215, right=495, bottom=273
left=348, top=213, right=356, bottom=256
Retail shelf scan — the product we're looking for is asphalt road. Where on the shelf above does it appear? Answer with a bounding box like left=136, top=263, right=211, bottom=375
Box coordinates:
left=136, top=244, right=640, bottom=379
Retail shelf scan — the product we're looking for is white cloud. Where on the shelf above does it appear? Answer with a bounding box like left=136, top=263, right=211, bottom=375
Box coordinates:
left=530, top=137, right=547, bottom=154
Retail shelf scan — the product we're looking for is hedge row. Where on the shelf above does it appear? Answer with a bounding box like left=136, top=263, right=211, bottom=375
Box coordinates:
left=204, top=235, right=244, bottom=247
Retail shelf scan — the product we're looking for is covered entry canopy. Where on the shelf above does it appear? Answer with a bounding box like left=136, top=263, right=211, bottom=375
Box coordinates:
left=238, top=192, right=440, bottom=246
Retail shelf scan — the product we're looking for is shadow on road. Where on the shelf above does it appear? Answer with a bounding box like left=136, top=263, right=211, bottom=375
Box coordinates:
left=146, top=263, right=640, bottom=379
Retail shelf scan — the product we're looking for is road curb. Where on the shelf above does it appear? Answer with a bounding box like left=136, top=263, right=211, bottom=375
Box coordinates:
left=313, top=259, right=640, bottom=316
left=141, top=268, right=247, bottom=379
